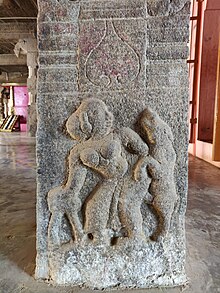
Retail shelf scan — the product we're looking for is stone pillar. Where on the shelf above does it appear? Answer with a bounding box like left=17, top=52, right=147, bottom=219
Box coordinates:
left=36, top=0, right=190, bottom=289
left=14, top=38, right=38, bottom=136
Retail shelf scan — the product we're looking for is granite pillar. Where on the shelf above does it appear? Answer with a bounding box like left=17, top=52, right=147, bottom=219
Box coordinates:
left=36, top=0, right=190, bottom=289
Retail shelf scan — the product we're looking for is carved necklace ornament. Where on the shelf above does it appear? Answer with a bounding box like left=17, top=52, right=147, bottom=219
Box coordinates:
left=47, top=99, right=177, bottom=248
left=85, top=20, right=141, bottom=88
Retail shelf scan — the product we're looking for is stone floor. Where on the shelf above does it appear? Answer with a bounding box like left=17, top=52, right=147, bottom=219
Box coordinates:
left=0, top=132, right=219, bottom=293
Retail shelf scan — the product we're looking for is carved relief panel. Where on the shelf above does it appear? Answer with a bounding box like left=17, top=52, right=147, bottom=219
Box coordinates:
left=48, top=99, right=177, bottom=250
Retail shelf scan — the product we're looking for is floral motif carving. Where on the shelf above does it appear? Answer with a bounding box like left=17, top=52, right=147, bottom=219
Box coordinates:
left=84, top=20, right=141, bottom=88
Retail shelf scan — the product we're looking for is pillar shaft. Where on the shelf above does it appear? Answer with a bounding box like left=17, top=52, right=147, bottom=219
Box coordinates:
left=36, top=0, right=190, bottom=289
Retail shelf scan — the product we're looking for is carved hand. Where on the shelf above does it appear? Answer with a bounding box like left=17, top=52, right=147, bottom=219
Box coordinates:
left=133, top=157, right=149, bottom=182
left=147, top=157, right=162, bottom=180
left=133, top=155, right=162, bottom=182
left=80, top=144, right=127, bottom=179
left=121, top=127, right=149, bottom=155
left=80, top=148, right=100, bottom=168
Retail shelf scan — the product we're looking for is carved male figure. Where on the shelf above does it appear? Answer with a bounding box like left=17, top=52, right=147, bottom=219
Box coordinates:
left=117, top=127, right=159, bottom=240
left=140, top=108, right=177, bottom=241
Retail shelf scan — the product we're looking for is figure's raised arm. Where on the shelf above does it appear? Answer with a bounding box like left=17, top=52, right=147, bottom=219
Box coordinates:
left=120, top=127, right=149, bottom=156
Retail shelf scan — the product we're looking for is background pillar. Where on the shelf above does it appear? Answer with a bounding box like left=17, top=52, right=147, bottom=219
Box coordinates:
left=14, top=38, right=38, bottom=136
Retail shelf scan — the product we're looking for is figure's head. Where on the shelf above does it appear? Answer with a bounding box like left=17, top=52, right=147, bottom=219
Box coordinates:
left=66, top=99, right=113, bottom=141
left=140, top=107, right=173, bottom=145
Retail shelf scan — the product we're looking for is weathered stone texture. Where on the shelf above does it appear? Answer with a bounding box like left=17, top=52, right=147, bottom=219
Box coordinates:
left=36, top=0, right=190, bottom=289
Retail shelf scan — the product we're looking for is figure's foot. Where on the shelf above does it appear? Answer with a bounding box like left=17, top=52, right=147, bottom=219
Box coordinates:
left=79, top=233, right=92, bottom=246
left=74, top=232, right=85, bottom=243
left=115, top=236, right=129, bottom=246
left=82, top=231, right=112, bottom=246
left=150, top=233, right=166, bottom=242
left=130, top=233, right=147, bottom=244
left=48, top=236, right=72, bottom=250
left=116, top=233, right=146, bottom=247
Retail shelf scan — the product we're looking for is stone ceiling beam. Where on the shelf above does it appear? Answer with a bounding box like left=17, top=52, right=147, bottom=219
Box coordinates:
left=0, top=22, right=36, bottom=40
left=0, top=54, right=27, bottom=66
left=0, top=72, right=27, bottom=84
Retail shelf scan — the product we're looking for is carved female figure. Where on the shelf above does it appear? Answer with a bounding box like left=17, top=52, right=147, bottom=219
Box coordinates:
left=48, top=99, right=128, bottom=247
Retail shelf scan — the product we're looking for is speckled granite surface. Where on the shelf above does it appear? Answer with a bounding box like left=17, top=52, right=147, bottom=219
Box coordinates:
left=36, top=0, right=191, bottom=288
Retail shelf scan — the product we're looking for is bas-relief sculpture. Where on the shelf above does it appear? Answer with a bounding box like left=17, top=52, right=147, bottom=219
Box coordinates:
left=48, top=99, right=177, bottom=250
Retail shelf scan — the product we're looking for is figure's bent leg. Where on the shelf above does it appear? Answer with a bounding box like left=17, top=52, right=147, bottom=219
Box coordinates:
left=62, top=164, right=88, bottom=243
left=66, top=197, right=84, bottom=242
left=84, top=180, right=117, bottom=244
left=118, top=186, right=144, bottom=239
left=150, top=200, right=174, bottom=241
left=48, top=211, right=69, bottom=248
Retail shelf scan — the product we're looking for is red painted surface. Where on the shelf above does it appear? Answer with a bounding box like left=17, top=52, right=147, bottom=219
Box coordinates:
left=188, top=0, right=205, bottom=143
left=14, top=86, right=29, bottom=132
left=189, top=0, right=220, bottom=167
left=206, top=0, right=220, bottom=10
left=198, top=0, right=220, bottom=142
